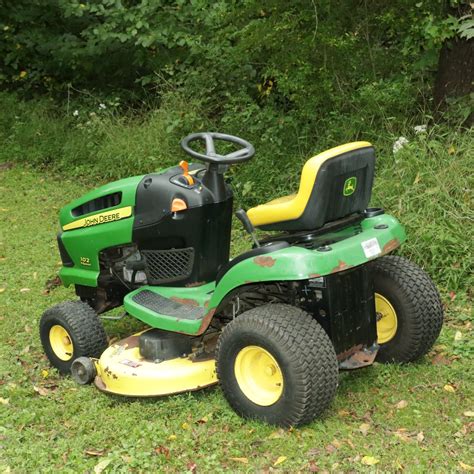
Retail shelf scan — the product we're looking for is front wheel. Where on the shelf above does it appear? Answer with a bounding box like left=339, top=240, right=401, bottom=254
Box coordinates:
left=373, top=256, right=443, bottom=363
left=216, top=304, right=338, bottom=427
left=39, top=301, right=108, bottom=374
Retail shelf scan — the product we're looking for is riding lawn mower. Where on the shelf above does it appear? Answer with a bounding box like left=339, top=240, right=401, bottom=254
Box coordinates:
left=39, top=133, right=443, bottom=427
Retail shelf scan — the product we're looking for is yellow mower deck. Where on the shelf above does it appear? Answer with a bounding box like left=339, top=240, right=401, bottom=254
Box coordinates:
left=93, top=331, right=218, bottom=397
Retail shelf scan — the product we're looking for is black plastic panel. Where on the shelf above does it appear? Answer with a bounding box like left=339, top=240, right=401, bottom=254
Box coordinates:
left=133, top=165, right=233, bottom=286
left=299, top=265, right=377, bottom=355
left=142, top=247, right=195, bottom=285
left=71, top=192, right=122, bottom=217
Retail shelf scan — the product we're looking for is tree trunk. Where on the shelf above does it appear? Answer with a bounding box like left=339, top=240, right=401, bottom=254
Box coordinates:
left=433, top=4, right=473, bottom=125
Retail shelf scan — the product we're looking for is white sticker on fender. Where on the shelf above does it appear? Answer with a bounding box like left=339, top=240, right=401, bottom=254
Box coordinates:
left=361, top=237, right=381, bottom=258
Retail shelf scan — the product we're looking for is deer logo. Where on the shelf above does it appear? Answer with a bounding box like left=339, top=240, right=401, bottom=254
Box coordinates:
left=343, top=177, right=357, bottom=196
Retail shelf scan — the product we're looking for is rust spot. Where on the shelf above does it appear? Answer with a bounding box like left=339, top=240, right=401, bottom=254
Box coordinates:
left=338, top=344, right=378, bottom=369
left=253, top=256, right=276, bottom=267
left=196, top=308, right=216, bottom=335
left=330, top=260, right=351, bottom=274
left=308, top=273, right=322, bottom=278
left=116, top=335, right=140, bottom=349
left=383, top=238, right=400, bottom=254
left=204, top=300, right=210, bottom=308
left=185, top=281, right=206, bottom=288
left=170, top=297, right=199, bottom=307
left=336, top=344, right=363, bottom=361
left=94, top=376, right=106, bottom=390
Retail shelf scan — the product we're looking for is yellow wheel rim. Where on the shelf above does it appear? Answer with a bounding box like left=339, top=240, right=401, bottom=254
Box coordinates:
left=49, top=325, right=74, bottom=361
left=234, top=345, right=283, bottom=406
left=375, top=293, right=398, bottom=344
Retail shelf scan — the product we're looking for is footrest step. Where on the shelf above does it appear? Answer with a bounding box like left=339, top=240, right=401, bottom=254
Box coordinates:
left=132, top=290, right=206, bottom=320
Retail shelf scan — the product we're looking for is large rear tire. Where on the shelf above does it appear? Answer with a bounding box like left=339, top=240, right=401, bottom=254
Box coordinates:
left=39, top=301, right=108, bottom=374
left=216, top=304, right=338, bottom=427
left=373, top=256, right=443, bottom=363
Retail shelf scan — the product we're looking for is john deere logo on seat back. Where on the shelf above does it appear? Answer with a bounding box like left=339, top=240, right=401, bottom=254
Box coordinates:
left=343, top=177, right=357, bottom=196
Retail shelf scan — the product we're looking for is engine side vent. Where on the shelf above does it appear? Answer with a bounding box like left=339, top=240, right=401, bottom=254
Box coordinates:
left=72, top=192, right=122, bottom=217
left=142, top=248, right=195, bottom=285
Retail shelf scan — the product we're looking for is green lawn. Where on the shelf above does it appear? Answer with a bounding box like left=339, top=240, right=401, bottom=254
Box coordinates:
left=0, top=166, right=473, bottom=473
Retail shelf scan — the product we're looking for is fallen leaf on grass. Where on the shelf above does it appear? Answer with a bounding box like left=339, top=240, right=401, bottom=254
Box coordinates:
left=20, top=288, right=30, bottom=293
left=331, top=438, right=342, bottom=448
left=33, top=385, right=49, bottom=396
left=413, top=173, right=421, bottom=184
left=454, top=331, right=463, bottom=341
left=463, top=411, right=474, bottom=417
left=94, top=459, right=111, bottom=474
left=229, top=457, right=248, bottom=464
left=187, top=462, right=197, bottom=473
left=0, top=288, right=5, bottom=294
left=273, top=456, right=287, bottom=466
left=394, top=430, right=412, bottom=443
left=395, top=400, right=408, bottom=409
left=416, top=432, right=425, bottom=443
left=154, top=446, right=170, bottom=459
left=85, top=449, right=105, bottom=457
left=325, top=444, right=337, bottom=453
left=444, top=384, right=456, bottom=393
left=308, top=460, right=319, bottom=472
left=338, top=409, right=350, bottom=417
left=361, top=456, right=379, bottom=466
left=268, top=429, right=285, bottom=439
left=307, top=447, right=321, bottom=457
left=459, top=461, right=474, bottom=472
left=359, top=423, right=370, bottom=436
left=431, top=353, right=452, bottom=366
left=0, top=397, right=9, bottom=405
left=196, top=415, right=208, bottom=424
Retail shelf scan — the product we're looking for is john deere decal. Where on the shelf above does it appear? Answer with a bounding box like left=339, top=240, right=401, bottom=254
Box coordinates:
left=343, top=177, right=357, bottom=196
left=62, top=206, right=133, bottom=231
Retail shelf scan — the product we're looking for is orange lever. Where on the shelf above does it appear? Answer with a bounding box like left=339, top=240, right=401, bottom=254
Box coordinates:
left=171, top=198, right=187, bottom=212
left=179, top=160, right=194, bottom=185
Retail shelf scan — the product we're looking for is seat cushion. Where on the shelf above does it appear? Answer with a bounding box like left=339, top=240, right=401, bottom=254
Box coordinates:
left=247, top=142, right=374, bottom=231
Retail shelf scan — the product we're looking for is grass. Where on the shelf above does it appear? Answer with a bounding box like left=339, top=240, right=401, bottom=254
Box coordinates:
left=1, top=162, right=473, bottom=472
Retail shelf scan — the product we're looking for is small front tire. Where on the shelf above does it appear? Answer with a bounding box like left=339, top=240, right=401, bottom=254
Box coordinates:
left=39, top=301, right=108, bottom=374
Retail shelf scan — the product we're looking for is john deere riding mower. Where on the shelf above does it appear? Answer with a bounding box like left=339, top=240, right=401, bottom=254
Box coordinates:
left=40, top=133, right=443, bottom=426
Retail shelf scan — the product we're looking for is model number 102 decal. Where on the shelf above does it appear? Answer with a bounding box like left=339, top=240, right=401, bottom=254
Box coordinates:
left=80, top=257, right=91, bottom=266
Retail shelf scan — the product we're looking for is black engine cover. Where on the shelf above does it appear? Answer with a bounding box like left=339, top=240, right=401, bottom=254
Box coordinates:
left=132, top=165, right=233, bottom=286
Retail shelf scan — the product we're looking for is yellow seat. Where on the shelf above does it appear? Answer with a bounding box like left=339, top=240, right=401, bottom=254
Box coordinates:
left=247, top=141, right=374, bottom=231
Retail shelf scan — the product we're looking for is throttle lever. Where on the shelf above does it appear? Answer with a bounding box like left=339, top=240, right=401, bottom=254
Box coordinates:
left=235, top=209, right=260, bottom=248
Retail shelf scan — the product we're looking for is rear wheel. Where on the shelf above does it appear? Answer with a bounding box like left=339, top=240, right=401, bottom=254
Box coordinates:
left=216, top=304, right=338, bottom=427
left=373, top=256, right=443, bottom=363
left=40, top=301, right=108, bottom=374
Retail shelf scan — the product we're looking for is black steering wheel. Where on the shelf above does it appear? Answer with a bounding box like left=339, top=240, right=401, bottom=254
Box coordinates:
left=180, top=132, right=255, bottom=164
